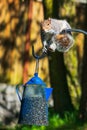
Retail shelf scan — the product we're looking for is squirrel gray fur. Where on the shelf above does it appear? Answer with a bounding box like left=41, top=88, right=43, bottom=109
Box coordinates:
left=40, top=18, right=74, bottom=52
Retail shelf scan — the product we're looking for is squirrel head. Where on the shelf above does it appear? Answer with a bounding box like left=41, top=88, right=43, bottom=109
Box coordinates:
left=41, top=18, right=55, bottom=34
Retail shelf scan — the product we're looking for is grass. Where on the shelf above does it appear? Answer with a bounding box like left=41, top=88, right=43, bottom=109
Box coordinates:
left=1, top=110, right=87, bottom=130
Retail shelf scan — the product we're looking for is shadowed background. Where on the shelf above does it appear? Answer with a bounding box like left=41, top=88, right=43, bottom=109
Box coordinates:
left=0, top=0, right=87, bottom=129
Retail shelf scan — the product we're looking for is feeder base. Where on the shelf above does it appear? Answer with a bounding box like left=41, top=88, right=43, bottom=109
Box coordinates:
left=18, top=97, right=48, bottom=126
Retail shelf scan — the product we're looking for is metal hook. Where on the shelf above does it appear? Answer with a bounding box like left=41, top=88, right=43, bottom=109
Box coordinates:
left=63, top=29, right=87, bottom=35
left=32, top=45, right=47, bottom=60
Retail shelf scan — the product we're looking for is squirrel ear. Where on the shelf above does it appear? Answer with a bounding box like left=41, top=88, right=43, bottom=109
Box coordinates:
left=48, top=17, right=51, bottom=20
left=48, top=17, right=51, bottom=23
left=40, top=20, right=43, bottom=25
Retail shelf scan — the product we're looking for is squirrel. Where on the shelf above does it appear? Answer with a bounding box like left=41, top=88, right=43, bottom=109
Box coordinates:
left=40, top=18, right=74, bottom=53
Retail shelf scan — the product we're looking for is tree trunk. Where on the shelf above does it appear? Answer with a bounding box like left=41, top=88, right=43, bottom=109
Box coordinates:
left=43, top=0, right=74, bottom=114
left=49, top=52, right=74, bottom=114
left=75, top=3, right=86, bottom=82
left=79, top=3, right=87, bottom=122
left=23, top=0, right=33, bottom=83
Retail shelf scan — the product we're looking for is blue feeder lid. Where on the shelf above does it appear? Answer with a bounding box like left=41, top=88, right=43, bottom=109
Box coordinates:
left=25, top=73, right=53, bottom=101
left=25, top=73, right=46, bottom=86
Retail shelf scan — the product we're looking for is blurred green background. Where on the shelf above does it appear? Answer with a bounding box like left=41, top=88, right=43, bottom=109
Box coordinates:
left=0, top=0, right=87, bottom=129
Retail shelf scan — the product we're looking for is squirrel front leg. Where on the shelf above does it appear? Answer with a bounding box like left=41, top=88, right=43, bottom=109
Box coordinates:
left=42, top=39, right=57, bottom=52
left=42, top=40, right=48, bottom=53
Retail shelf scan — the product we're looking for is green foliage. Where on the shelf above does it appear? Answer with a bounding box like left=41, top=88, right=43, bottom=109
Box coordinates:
left=1, top=111, right=87, bottom=130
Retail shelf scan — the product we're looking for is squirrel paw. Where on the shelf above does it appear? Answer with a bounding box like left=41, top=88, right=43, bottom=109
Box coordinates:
left=42, top=47, right=48, bottom=53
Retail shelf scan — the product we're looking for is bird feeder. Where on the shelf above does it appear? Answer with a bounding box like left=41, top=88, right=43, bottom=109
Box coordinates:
left=16, top=46, right=53, bottom=126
